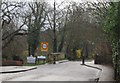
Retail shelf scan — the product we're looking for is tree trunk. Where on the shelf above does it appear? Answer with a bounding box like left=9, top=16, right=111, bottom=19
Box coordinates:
left=28, top=44, right=31, bottom=56
left=58, top=37, right=64, bottom=52
left=58, top=29, right=65, bottom=52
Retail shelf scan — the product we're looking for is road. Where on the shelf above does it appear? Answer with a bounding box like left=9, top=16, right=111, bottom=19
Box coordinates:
left=1, top=61, right=100, bottom=81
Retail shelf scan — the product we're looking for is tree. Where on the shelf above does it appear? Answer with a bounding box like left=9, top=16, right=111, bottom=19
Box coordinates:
left=64, top=2, right=108, bottom=59
left=46, top=1, right=71, bottom=52
left=1, top=2, right=27, bottom=49
left=1, top=1, right=47, bottom=58
left=118, top=2, right=120, bottom=82
left=1, top=2, right=32, bottom=61
left=102, top=2, right=120, bottom=81
left=26, top=2, right=47, bottom=56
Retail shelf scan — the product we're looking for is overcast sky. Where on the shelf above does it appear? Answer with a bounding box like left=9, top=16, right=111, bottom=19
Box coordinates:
left=3, top=0, right=120, bottom=3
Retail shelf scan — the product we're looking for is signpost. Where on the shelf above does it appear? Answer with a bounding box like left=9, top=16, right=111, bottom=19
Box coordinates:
left=37, top=56, right=46, bottom=63
left=40, top=42, right=48, bottom=51
left=27, top=55, right=36, bottom=64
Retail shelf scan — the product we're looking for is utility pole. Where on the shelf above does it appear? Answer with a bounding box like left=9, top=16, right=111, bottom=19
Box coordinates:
left=53, top=0, right=57, bottom=53
left=53, top=0, right=57, bottom=64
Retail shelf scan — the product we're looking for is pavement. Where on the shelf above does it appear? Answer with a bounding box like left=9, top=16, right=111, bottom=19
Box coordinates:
left=0, top=60, right=68, bottom=73
left=0, top=66, right=37, bottom=73
left=85, top=61, right=114, bottom=81
left=0, top=60, right=115, bottom=82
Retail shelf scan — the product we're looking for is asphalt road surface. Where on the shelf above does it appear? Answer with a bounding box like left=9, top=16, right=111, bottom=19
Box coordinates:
left=1, top=61, right=100, bottom=81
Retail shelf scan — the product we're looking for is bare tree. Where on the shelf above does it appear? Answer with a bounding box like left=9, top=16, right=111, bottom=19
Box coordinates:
left=25, top=2, right=47, bottom=56
left=46, top=1, right=71, bottom=52
left=1, top=2, right=27, bottom=49
left=64, top=1, right=109, bottom=59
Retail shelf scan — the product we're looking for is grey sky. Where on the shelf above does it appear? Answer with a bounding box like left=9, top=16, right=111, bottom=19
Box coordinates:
left=2, top=0, right=120, bottom=3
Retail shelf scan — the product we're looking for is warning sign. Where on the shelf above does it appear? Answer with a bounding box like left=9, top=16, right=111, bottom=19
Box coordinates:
left=40, top=42, right=48, bottom=51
